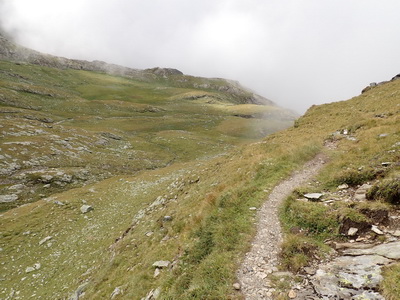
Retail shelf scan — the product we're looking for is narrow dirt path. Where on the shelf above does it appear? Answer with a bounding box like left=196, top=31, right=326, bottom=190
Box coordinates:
left=237, top=153, right=327, bottom=300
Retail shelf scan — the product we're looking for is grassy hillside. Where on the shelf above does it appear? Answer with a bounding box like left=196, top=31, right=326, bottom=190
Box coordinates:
left=0, top=43, right=399, bottom=299
left=0, top=59, right=296, bottom=212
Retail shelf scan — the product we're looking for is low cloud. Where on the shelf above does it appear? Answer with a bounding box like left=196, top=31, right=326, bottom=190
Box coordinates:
left=1, top=0, right=400, bottom=112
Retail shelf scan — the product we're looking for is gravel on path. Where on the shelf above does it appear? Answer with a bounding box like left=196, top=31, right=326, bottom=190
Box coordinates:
left=237, top=154, right=327, bottom=299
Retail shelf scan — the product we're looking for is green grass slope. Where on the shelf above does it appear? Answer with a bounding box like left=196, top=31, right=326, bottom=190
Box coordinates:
left=0, top=59, right=296, bottom=212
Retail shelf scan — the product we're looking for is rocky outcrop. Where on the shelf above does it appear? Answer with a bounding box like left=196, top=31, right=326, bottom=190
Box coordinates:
left=392, top=73, right=400, bottom=81
left=362, top=73, right=400, bottom=93
left=145, top=67, right=183, bottom=76
left=0, top=34, right=144, bottom=78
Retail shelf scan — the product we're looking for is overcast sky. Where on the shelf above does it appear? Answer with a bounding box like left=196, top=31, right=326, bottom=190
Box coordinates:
left=1, top=0, right=400, bottom=113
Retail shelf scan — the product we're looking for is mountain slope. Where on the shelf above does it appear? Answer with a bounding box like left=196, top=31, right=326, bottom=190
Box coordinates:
left=0, top=36, right=297, bottom=212
left=0, top=36, right=399, bottom=299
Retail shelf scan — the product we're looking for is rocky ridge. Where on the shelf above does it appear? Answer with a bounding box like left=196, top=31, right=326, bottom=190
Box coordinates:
left=0, top=34, right=275, bottom=106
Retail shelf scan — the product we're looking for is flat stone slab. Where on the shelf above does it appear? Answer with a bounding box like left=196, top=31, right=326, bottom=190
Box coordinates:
left=312, top=255, right=390, bottom=299
left=343, top=241, right=400, bottom=259
left=80, top=204, right=94, bottom=214
left=152, top=260, right=170, bottom=268
left=304, top=193, right=323, bottom=200
left=0, top=194, right=18, bottom=203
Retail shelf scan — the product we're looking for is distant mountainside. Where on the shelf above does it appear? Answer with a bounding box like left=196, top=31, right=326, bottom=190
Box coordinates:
left=0, top=34, right=297, bottom=213
left=0, top=34, right=279, bottom=106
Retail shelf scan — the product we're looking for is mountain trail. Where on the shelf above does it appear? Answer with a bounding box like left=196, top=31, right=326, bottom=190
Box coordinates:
left=237, top=153, right=327, bottom=299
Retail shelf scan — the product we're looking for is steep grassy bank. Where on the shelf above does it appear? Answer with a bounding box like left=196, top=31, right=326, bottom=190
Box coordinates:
left=279, top=79, right=400, bottom=298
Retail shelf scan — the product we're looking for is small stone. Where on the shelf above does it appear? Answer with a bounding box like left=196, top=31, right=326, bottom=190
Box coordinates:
left=304, top=267, right=316, bottom=275
left=154, top=268, right=161, bottom=278
left=371, top=225, right=384, bottom=235
left=337, top=184, right=349, bottom=190
left=152, top=261, right=170, bottom=268
left=288, top=289, right=297, bottom=298
left=233, top=283, right=241, bottom=290
left=110, top=287, right=123, bottom=299
left=34, top=263, right=41, bottom=270
left=348, top=228, right=359, bottom=236
left=145, top=231, right=154, bottom=237
left=304, top=193, right=323, bottom=201
left=54, top=200, right=65, bottom=206
left=153, top=288, right=161, bottom=299
left=391, top=230, right=400, bottom=237
left=381, top=162, right=391, bottom=167
left=25, top=267, right=35, bottom=273
left=258, top=272, right=268, bottom=279
left=163, top=216, right=172, bottom=222
left=80, top=205, right=94, bottom=214
left=39, top=236, right=52, bottom=246
left=249, top=207, right=257, bottom=211
left=0, top=194, right=18, bottom=203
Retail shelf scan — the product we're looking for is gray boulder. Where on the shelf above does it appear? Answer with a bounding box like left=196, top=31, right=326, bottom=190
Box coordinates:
left=0, top=194, right=18, bottom=203
left=80, top=205, right=94, bottom=214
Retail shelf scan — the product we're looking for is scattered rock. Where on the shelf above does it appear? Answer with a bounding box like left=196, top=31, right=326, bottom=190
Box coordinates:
left=101, top=132, right=123, bottom=140
left=337, top=184, right=349, bottom=190
left=39, top=236, right=52, bottom=246
left=110, top=286, right=123, bottom=299
left=54, top=200, right=65, bottom=206
left=69, top=282, right=89, bottom=300
left=331, top=242, right=376, bottom=250
left=347, top=227, right=359, bottom=236
left=163, top=216, right=172, bottom=222
left=0, top=194, right=18, bottom=203
left=232, top=283, right=241, bottom=290
left=152, top=261, right=170, bottom=268
left=390, top=230, right=400, bottom=237
left=8, top=184, right=25, bottom=190
left=288, top=289, right=297, bottom=299
left=154, top=268, right=160, bottom=278
left=142, top=288, right=161, bottom=300
left=343, top=241, right=400, bottom=259
left=353, top=184, right=372, bottom=201
left=304, top=193, right=323, bottom=201
left=371, top=225, right=384, bottom=235
left=25, top=263, right=40, bottom=273
left=80, top=205, right=94, bottom=214
left=249, top=207, right=257, bottom=211
left=304, top=267, right=316, bottom=275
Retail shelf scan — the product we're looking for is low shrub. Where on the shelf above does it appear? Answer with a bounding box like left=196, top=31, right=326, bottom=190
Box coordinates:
left=331, top=167, right=377, bottom=187
left=366, top=177, right=400, bottom=204
left=280, top=235, right=319, bottom=272
left=282, top=197, right=339, bottom=238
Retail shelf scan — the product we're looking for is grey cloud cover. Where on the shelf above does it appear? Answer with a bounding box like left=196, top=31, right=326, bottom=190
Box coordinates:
left=1, top=0, right=400, bottom=112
